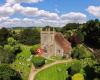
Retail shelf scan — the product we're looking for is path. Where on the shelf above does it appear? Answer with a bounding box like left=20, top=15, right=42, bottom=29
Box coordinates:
left=28, top=59, right=72, bottom=80
left=28, top=65, right=36, bottom=80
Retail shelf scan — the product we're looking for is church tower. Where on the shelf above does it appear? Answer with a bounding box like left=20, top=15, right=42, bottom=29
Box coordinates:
left=41, top=27, right=56, bottom=57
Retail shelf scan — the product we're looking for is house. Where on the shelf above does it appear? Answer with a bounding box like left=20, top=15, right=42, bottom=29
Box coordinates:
left=41, top=27, right=72, bottom=58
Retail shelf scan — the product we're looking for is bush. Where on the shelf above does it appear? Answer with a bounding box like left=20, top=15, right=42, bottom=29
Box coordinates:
left=30, top=44, right=40, bottom=55
left=72, top=73, right=85, bottom=80
left=67, top=60, right=82, bottom=75
left=31, top=56, right=45, bottom=68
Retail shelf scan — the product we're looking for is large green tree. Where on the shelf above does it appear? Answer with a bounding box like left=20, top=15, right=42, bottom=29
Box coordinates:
left=19, top=28, right=40, bottom=45
left=0, top=46, right=15, bottom=63
left=61, top=23, right=80, bottom=34
left=82, top=19, right=100, bottom=49
left=0, top=64, right=22, bottom=80
left=0, top=27, right=11, bottom=46
left=0, top=37, right=21, bottom=64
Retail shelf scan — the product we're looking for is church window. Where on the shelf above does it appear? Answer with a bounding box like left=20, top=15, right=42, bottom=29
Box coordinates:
left=44, top=46, right=47, bottom=53
left=58, top=49, right=60, bottom=53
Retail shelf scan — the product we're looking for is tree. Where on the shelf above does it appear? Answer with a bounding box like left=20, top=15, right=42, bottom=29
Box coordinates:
left=19, top=28, right=40, bottom=45
left=82, top=58, right=97, bottom=68
left=0, top=47, right=15, bottom=63
left=0, top=37, right=22, bottom=64
left=71, top=45, right=94, bottom=59
left=68, top=31, right=84, bottom=47
left=82, top=58, right=100, bottom=80
left=7, top=37, right=16, bottom=46
left=82, top=19, right=100, bottom=49
left=0, top=27, right=10, bottom=46
left=84, top=65, right=100, bottom=80
left=0, top=64, right=22, bottom=80
left=5, top=37, right=22, bottom=54
left=61, top=23, right=80, bottom=33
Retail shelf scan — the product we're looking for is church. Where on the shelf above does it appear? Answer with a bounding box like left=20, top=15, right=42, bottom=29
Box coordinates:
left=40, top=27, right=72, bottom=58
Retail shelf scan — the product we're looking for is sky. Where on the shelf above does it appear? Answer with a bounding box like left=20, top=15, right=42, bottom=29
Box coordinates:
left=0, top=0, right=100, bottom=27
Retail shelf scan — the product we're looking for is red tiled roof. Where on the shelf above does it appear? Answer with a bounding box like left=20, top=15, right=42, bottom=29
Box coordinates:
left=55, top=32, right=72, bottom=53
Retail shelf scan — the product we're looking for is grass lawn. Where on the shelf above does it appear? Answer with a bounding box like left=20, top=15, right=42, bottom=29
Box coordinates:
left=34, top=62, right=71, bottom=80
left=10, top=45, right=33, bottom=80
left=77, top=44, right=93, bottom=57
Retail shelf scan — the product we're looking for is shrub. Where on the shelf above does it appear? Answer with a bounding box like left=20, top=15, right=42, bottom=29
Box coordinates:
left=31, top=56, right=45, bottom=68
left=67, top=60, right=82, bottom=75
left=72, top=73, right=85, bottom=80
left=30, top=44, right=40, bottom=55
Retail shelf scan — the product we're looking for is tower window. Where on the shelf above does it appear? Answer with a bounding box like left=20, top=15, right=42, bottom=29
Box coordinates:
left=58, top=50, right=60, bottom=53
left=44, top=46, right=47, bottom=53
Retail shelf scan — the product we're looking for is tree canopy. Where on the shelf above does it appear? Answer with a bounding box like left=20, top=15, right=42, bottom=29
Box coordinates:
left=82, top=19, right=100, bottom=49
left=0, top=64, right=22, bottom=80
left=18, top=28, right=40, bottom=45
left=0, top=27, right=11, bottom=46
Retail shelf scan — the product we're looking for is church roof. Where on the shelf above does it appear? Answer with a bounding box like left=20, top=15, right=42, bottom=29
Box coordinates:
left=55, top=32, right=72, bottom=53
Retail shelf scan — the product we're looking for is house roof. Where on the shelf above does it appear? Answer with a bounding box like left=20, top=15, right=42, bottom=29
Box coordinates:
left=55, top=32, right=72, bottom=53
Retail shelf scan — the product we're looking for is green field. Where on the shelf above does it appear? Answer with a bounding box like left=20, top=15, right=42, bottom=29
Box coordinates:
left=10, top=45, right=32, bottom=80
left=34, top=62, right=71, bottom=80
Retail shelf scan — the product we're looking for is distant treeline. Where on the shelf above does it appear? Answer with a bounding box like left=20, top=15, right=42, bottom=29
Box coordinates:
left=0, top=19, right=100, bottom=48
